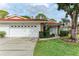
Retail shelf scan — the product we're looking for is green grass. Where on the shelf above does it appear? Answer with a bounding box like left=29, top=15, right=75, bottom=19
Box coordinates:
left=33, top=39, right=79, bottom=56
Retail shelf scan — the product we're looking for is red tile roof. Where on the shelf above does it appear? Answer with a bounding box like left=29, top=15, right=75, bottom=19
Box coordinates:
left=0, top=16, right=32, bottom=21
left=48, top=21, right=59, bottom=24
left=0, top=16, right=59, bottom=24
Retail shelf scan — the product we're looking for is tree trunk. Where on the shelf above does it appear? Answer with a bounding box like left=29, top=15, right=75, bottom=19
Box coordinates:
left=71, top=11, right=78, bottom=42
left=71, top=26, right=77, bottom=42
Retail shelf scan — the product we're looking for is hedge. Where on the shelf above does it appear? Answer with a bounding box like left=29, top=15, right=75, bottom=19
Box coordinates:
left=39, top=31, right=50, bottom=38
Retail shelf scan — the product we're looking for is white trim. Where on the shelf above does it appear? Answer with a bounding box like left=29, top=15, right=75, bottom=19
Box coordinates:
left=0, top=21, right=48, bottom=24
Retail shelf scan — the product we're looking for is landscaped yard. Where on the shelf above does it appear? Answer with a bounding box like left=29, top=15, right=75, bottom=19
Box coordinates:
left=33, top=39, right=79, bottom=56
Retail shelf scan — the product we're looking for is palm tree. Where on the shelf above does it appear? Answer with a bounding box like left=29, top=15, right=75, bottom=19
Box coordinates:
left=49, top=19, right=57, bottom=22
left=0, top=10, right=9, bottom=18
left=61, top=18, right=70, bottom=26
left=36, top=13, right=47, bottom=20
left=21, top=16, right=30, bottom=18
left=57, top=3, right=79, bottom=42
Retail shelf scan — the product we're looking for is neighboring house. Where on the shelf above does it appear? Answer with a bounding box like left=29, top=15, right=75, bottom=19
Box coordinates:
left=0, top=16, right=59, bottom=38
left=60, top=19, right=71, bottom=31
left=49, top=23, right=60, bottom=36
left=48, top=19, right=60, bottom=36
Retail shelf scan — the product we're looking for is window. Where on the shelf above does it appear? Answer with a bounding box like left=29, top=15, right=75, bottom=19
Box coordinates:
left=15, top=26, right=17, bottom=27
left=35, top=26, right=36, bottom=27
left=11, top=26, right=13, bottom=27
left=10, top=25, right=33, bottom=28
left=18, top=26, right=20, bottom=27
left=21, top=26, right=23, bottom=27
left=25, top=26, right=26, bottom=27
left=31, top=26, right=33, bottom=27
left=28, top=26, right=30, bottom=27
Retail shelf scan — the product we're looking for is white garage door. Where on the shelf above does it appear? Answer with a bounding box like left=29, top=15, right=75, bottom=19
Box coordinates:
left=9, top=24, right=39, bottom=37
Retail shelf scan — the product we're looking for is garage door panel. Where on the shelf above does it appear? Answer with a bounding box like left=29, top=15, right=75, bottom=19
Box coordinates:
left=9, top=24, right=39, bottom=37
left=10, top=28, right=26, bottom=37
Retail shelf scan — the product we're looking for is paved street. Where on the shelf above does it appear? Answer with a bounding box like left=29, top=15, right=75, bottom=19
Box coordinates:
left=0, top=38, right=37, bottom=56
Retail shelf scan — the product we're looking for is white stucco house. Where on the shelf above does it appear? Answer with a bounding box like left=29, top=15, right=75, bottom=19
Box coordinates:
left=0, top=16, right=59, bottom=38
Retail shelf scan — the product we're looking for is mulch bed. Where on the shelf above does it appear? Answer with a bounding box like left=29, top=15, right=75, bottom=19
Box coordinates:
left=60, top=37, right=79, bottom=43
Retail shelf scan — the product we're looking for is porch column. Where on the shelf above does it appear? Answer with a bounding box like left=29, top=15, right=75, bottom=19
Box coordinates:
left=40, top=23, right=44, bottom=32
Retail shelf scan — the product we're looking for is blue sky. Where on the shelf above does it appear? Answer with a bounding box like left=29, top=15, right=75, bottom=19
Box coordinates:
left=0, top=3, right=69, bottom=22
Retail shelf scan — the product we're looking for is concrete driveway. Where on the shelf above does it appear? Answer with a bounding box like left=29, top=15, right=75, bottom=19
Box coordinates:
left=0, top=38, right=37, bottom=56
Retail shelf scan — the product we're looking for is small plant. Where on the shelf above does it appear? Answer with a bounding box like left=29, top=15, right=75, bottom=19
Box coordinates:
left=0, top=31, right=6, bottom=38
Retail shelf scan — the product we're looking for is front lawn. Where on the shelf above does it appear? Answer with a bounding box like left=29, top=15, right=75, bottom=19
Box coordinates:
left=33, top=39, right=79, bottom=56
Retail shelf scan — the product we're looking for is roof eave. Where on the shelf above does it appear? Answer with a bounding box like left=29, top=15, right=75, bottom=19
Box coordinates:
left=0, top=21, right=48, bottom=24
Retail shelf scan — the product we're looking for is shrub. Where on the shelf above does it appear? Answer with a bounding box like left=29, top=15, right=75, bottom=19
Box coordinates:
left=59, top=30, right=69, bottom=37
left=39, top=31, right=44, bottom=38
left=0, top=31, right=6, bottom=38
left=44, top=31, right=50, bottom=38
left=50, top=33, right=55, bottom=37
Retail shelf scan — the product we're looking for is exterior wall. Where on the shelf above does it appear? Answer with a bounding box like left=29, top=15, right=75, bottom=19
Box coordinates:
left=50, top=27, right=58, bottom=36
left=0, top=23, right=40, bottom=38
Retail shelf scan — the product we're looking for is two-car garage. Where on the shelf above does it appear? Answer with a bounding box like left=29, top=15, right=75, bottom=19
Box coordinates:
left=0, top=23, right=40, bottom=38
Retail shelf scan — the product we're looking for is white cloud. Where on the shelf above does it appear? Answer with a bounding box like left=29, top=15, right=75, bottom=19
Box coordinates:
left=0, top=3, right=8, bottom=9
left=30, top=3, right=50, bottom=8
